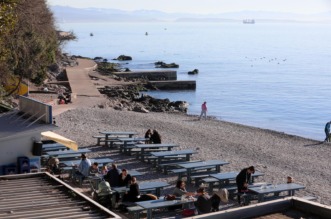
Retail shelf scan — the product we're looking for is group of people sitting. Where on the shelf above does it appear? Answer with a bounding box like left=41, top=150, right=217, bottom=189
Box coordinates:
left=173, top=180, right=229, bottom=214
left=144, top=129, right=162, bottom=144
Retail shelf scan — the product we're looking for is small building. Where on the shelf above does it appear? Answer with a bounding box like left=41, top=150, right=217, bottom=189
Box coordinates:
left=0, top=96, right=57, bottom=175
left=0, top=172, right=121, bottom=218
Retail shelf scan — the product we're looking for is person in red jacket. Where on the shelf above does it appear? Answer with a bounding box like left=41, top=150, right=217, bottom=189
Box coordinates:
left=199, top=101, right=207, bottom=120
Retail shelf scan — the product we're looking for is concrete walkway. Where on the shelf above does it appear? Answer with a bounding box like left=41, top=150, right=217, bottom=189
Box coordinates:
left=66, top=59, right=100, bottom=97
left=52, top=59, right=106, bottom=116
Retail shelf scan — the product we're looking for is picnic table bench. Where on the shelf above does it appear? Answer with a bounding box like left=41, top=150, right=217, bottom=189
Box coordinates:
left=113, top=181, right=170, bottom=197
left=99, top=131, right=138, bottom=147
left=46, top=148, right=91, bottom=156
left=205, top=171, right=265, bottom=191
left=61, top=157, right=114, bottom=167
left=175, top=160, right=229, bottom=184
left=42, top=143, right=68, bottom=152
left=158, top=160, right=202, bottom=174
left=149, top=150, right=197, bottom=167
left=134, top=144, right=179, bottom=161
left=135, top=197, right=196, bottom=219
left=248, top=183, right=305, bottom=203
left=117, top=138, right=148, bottom=154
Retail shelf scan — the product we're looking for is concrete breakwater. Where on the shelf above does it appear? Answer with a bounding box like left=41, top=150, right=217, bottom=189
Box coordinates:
left=113, top=70, right=196, bottom=90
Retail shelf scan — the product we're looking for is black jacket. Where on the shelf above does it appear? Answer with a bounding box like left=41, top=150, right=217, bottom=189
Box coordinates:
left=236, top=168, right=251, bottom=191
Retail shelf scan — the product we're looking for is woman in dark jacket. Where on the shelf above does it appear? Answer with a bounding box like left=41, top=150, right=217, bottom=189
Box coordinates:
left=118, top=169, right=132, bottom=187
left=151, top=129, right=161, bottom=144
left=122, top=177, right=140, bottom=202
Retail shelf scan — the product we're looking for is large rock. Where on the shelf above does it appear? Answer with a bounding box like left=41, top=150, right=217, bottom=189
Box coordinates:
left=155, top=61, right=179, bottom=68
left=116, top=55, right=132, bottom=61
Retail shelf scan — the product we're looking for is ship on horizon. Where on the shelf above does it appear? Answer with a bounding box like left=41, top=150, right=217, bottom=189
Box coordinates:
left=243, top=19, right=255, bottom=24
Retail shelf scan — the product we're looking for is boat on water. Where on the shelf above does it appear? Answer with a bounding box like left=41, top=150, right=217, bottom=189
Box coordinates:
left=243, top=19, right=255, bottom=24
left=90, top=33, right=94, bottom=36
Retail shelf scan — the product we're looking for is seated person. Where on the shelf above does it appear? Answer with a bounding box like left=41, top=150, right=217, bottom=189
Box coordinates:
left=119, top=169, right=132, bottom=187
left=47, top=157, right=61, bottom=174
left=104, top=163, right=121, bottom=187
left=173, top=180, right=195, bottom=197
left=122, top=177, right=140, bottom=202
left=89, top=162, right=100, bottom=176
left=150, top=129, right=161, bottom=144
left=144, top=129, right=152, bottom=144
left=75, top=153, right=92, bottom=179
left=287, top=176, right=294, bottom=183
left=101, top=165, right=108, bottom=175
left=195, top=187, right=212, bottom=214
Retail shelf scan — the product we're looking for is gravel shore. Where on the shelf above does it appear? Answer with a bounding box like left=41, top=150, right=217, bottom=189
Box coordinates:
left=54, top=105, right=331, bottom=206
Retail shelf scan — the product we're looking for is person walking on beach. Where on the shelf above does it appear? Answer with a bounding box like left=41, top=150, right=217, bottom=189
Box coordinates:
left=199, top=101, right=207, bottom=120
left=324, top=121, right=331, bottom=142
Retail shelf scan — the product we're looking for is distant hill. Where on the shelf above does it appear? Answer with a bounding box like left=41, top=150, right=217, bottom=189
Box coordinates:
left=51, top=6, right=331, bottom=23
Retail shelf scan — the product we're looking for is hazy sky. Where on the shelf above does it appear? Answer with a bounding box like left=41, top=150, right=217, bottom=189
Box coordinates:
left=47, top=0, right=331, bottom=14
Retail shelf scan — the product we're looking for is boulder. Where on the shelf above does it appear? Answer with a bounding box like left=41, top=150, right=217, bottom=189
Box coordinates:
left=155, top=61, right=179, bottom=68
left=117, top=55, right=132, bottom=61
left=188, top=69, right=199, bottom=75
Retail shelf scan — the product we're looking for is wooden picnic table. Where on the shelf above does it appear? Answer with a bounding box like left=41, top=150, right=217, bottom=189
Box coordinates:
left=136, top=197, right=196, bottom=219
left=134, top=144, right=179, bottom=161
left=176, top=160, right=229, bottom=184
left=117, top=137, right=148, bottom=154
left=42, top=143, right=68, bottom=152
left=210, top=171, right=264, bottom=185
left=61, top=158, right=114, bottom=167
left=112, top=181, right=170, bottom=197
left=46, top=148, right=90, bottom=156
left=149, top=150, right=197, bottom=166
left=206, top=171, right=264, bottom=192
left=248, top=183, right=305, bottom=202
left=89, top=170, right=143, bottom=190
left=99, top=131, right=138, bottom=146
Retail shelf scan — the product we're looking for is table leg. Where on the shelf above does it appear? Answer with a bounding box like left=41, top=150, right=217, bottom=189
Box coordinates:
left=185, top=154, right=190, bottom=161
left=105, top=134, right=109, bottom=147
left=140, top=148, right=145, bottom=162
left=187, top=169, right=192, bottom=184
left=216, top=165, right=221, bottom=172
left=258, top=194, right=264, bottom=202
left=147, top=209, right=152, bottom=219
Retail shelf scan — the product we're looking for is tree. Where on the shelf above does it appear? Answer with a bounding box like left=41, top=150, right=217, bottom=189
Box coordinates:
left=1, top=0, right=59, bottom=98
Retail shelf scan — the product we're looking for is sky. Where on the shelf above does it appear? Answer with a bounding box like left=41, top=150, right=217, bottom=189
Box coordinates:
left=47, top=0, right=331, bottom=14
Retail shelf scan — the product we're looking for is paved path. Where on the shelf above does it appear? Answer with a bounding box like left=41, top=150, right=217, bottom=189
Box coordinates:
left=52, top=59, right=106, bottom=116
left=66, top=59, right=100, bottom=97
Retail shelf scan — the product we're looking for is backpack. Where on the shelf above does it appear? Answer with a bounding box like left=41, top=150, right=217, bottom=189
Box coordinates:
left=98, top=180, right=111, bottom=194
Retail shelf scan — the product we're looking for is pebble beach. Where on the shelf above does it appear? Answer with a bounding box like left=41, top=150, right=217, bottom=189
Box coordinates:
left=54, top=105, right=331, bottom=206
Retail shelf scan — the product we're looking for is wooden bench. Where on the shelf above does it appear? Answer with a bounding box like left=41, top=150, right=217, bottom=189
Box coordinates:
left=201, top=177, right=219, bottom=191
left=93, top=135, right=105, bottom=146
left=158, top=160, right=202, bottom=174
left=127, top=206, right=144, bottom=219
left=147, top=155, right=187, bottom=166
left=189, top=172, right=220, bottom=186
left=169, top=168, right=218, bottom=182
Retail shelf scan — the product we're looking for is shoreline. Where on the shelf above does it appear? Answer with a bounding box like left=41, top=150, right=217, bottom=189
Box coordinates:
left=27, top=58, right=330, bottom=206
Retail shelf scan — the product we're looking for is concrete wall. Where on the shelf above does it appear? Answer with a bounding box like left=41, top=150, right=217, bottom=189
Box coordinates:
left=0, top=131, right=42, bottom=175
left=148, top=80, right=196, bottom=90
left=113, top=70, right=177, bottom=80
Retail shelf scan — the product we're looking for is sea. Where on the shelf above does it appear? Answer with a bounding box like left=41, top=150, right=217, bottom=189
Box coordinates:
left=57, top=21, right=331, bottom=141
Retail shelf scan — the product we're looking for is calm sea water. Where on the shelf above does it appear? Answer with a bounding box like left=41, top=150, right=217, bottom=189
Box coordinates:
left=58, top=22, right=331, bottom=140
